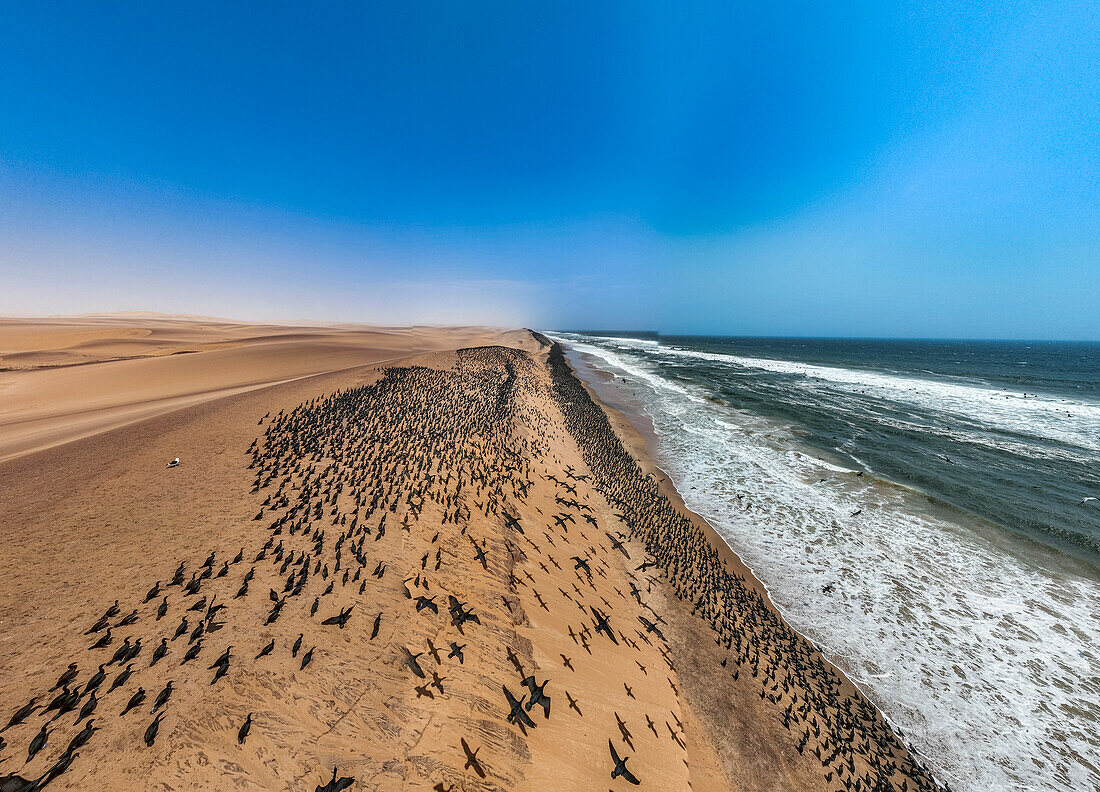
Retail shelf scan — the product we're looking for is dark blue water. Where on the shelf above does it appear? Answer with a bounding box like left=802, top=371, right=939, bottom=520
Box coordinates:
left=571, top=334, right=1100, bottom=566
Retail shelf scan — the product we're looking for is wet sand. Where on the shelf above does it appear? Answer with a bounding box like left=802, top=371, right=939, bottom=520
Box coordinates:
left=0, top=317, right=940, bottom=792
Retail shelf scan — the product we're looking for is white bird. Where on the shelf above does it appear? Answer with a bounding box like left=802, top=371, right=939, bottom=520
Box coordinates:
left=1079, top=496, right=1098, bottom=505
left=166, top=457, right=180, bottom=468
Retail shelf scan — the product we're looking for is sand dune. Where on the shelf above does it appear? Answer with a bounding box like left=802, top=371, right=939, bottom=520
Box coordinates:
left=0, top=316, right=524, bottom=461
left=0, top=319, right=942, bottom=792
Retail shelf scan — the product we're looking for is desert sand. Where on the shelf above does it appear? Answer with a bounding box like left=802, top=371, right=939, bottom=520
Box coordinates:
left=0, top=317, right=942, bottom=792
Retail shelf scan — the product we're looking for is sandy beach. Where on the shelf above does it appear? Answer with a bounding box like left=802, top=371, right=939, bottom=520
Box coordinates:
left=0, top=317, right=942, bottom=792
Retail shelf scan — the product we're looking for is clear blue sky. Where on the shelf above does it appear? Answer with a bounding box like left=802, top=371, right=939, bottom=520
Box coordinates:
left=1, top=1, right=1097, bottom=338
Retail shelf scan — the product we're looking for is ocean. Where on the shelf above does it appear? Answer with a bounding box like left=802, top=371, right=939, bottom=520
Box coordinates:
left=550, top=332, right=1099, bottom=792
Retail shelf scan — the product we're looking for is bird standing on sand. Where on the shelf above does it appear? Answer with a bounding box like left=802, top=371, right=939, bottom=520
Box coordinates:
left=121, top=687, right=146, bottom=716
left=2, top=698, right=38, bottom=731
left=144, top=713, right=164, bottom=746
left=26, top=723, right=49, bottom=763
left=52, top=664, right=79, bottom=690
left=238, top=713, right=252, bottom=745
left=151, top=681, right=173, bottom=714
left=66, top=719, right=96, bottom=755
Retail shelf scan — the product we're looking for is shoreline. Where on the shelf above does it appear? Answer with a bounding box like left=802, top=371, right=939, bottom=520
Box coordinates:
left=542, top=336, right=945, bottom=792
left=558, top=340, right=948, bottom=775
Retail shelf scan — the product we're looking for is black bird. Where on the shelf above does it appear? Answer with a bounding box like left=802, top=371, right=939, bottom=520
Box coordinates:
left=310, top=597, right=319, bottom=617
left=448, top=642, right=465, bottom=664
left=292, top=634, right=304, bottom=657
left=591, top=608, right=618, bottom=644
left=83, top=664, right=107, bottom=695
left=108, top=664, right=134, bottom=694
left=521, top=676, right=551, bottom=718
left=502, top=685, right=536, bottom=729
left=206, top=598, right=226, bottom=619
left=300, top=646, right=315, bottom=670
left=150, top=638, right=168, bottom=667
left=66, top=719, right=96, bottom=755
left=121, top=637, right=143, bottom=664
left=211, top=661, right=230, bottom=685
left=49, top=687, right=80, bottom=721
left=169, top=562, right=185, bottom=586
left=144, top=713, right=163, bottom=746
left=75, top=690, right=98, bottom=723
left=209, top=646, right=232, bottom=684
left=209, top=646, right=232, bottom=670
left=88, top=628, right=113, bottom=650
left=237, top=713, right=252, bottom=745
left=461, top=737, right=486, bottom=778
left=85, top=615, right=110, bottom=634
left=144, top=581, right=161, bottom=603
left=370, top=613, right=382, bottom=640
left=256, top=639, right=275, bottom=659
left=121, top=687, right=146, bottom=716
left=42, top=688, right=70, bottom=717
left=104, top=600, right=120, bottom=619
left=172, top=617, right=188, bottom=641
left=181, top=640, right=203, bottom=664
left=321, top=605, right=354, bottom=628
left=51, top=664, right=79, bottom=691
left=151, top=681, right=173, bottom=714
left=156, top=597, right=169, bottom=621
left=315, top=767, right=355, bottom=792
left=26, top=724, right=49, bottom=763
left=447, top=596, right=480, bottom=630
left=609, top=740, right=640, bottom=785
left=3, top=698, right=38, bottom=731
left=605, top=532, right=631, bottom=558
left=400, top=647, right=425, bottom=678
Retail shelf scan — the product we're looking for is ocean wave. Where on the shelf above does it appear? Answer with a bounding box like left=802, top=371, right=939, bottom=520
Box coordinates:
left=559, top=336, right=1100, bottom=792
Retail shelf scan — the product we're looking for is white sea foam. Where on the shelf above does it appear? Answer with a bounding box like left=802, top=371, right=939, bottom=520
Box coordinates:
left=655, top=343, right=1100, bottom=453
left=553, top=335, right=1100, bottom=792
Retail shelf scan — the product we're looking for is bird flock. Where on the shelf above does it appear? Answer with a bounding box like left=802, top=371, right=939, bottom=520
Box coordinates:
left=0, top=340, right=945, bottom=792
left=544, top=339, right=948, bottom=792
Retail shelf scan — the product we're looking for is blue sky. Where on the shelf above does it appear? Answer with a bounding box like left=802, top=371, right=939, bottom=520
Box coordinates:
left=1, top=1, right=1097, bottom=337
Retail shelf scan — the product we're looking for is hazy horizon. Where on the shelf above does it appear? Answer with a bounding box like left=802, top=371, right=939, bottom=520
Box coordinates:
left=2, top=3, right=1097, bottom=339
